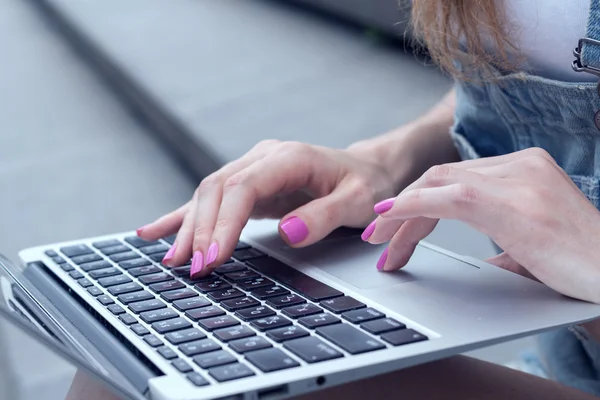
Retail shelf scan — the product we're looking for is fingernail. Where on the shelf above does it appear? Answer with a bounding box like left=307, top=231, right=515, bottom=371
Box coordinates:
left=136, top=226, right=146, bottom=236
left=376, top=248, right=389, bottom=271
left=280, top=217, right=309, bottom=245
left=190, top=251, right=204, bottom=276
left=374, top=198, right=395, bottom=214
left=162, top=243, right=177, bottom=264
left=206, top=242, right=219, bottom=265
left=361, top=220, right=376, bottom=241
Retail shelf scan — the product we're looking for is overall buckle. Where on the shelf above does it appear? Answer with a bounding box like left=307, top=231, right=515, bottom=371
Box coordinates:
left=573, top=37, right=600, bottom=77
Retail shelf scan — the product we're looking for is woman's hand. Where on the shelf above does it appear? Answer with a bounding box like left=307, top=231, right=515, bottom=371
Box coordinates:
left=138, top=140, right=399, bottom=277
left=364, top=148, right=600, bottom=304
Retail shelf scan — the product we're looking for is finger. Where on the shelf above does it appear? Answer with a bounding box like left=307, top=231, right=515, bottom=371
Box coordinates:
left=485, top=253, right=539, bottom=281
left=137, top=203, right=188, bottom=240
left=251, top=191, right=313, bottom=219
left=163, top=194, right=199, bottom=267
left=381, top=217, right=439, bottom=271
left=445, top=147, right=556, bottom=170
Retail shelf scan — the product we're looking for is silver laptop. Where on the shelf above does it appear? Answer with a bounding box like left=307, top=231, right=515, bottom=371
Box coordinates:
left=4, top=218, right=600, bottom=400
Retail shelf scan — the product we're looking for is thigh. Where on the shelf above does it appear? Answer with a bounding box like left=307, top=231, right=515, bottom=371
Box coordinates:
left=292, top=356, right=598, bottom=400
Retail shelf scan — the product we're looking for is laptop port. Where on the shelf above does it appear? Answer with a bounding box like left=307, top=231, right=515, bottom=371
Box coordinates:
left=316, top=376, right=326, bottom=386
left=258, top=384, right=289, bottom=399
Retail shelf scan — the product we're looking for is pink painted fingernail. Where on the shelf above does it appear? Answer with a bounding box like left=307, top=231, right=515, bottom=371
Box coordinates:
left=361, top=220, right=377, bottom=241
left=136, top=226, right=146, bottom=236
left=206, top=242, right=219, bottom=265
left=162, top=243, right=177, bottom=264
left=376, top=248, right=389, bottom=271
left=190, top=251, right=204, bottom=276
left=374, top=198, right=395, bottom=214
left=280, top=217, right=309, bottom=244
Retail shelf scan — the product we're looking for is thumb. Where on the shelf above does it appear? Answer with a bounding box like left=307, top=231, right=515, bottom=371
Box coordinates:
left=278, top=188, right=360, bottom=247
left=485, top=252, right=538, bottom=281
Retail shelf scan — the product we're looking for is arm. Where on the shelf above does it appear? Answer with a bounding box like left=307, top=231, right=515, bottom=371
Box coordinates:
left=347, top=88, right=460, bottom=193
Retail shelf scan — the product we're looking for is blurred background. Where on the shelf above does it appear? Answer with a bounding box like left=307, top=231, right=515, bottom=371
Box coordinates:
left=0, top=0, right=534, bottom=398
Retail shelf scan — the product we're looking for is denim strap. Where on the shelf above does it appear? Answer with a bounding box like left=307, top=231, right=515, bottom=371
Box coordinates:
left=577, top=0, right=600, bottom=74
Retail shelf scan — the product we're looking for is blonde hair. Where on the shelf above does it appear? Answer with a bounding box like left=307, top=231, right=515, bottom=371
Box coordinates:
left=410, top=0, right=518, bottom=78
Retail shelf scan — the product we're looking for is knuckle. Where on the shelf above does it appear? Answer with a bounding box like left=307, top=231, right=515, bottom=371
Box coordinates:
left=523, top=147, right=553, bottom=162
left=192, top=226, right=212, bottom=246
left=253, top=139, right=281, bottom=151
left=198, top=174, right=221, bottom=192
left=424, top=164, right=452, bottom=184
left=451, top=184, right=478, bottom=204
left=278, top=141, right=312, bottom=157
left=214, top=217, right=244, bottom=233
left=223, top=171, right=248, bottom=190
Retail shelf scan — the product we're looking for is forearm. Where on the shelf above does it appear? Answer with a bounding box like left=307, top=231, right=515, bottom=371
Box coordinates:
left=348, top=88, right=459, bottom=193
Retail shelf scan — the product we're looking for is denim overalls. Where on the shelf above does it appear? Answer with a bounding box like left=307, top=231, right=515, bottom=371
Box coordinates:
left=451, top=0, right=600, bottom=395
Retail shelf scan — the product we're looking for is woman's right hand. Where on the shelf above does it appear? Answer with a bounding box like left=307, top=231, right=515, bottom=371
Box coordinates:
left=137, top=139, right=400, bottom=277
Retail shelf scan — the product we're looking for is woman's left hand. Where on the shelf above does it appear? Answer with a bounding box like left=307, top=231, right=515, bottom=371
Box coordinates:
left=364, top=148, right=600, bottom=304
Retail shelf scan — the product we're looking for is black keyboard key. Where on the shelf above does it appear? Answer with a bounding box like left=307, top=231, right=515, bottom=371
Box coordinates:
left=52, top=256, right=66, bottom=264
left=233, top=248, right=265, bottom=261
left=60, top=264, right=74, bottom=272
left=186, top=372, right=209, bottom=387
left=381, top=329, right=428, bottom=346
left=140, top=244, right=169, bottom=255
left=161, top=288, right=197, bottom=302
left=249, top=258, right=343, bottom=301
left=266, top=294, right=306, bottom=309
left=150, top=252, right=168, bottom=262
left=235, top=306, right=276, bottom=321
left=172, top=359, right=193, bottom=373
left=129, top=265, right=161, bottom=277
left=61, top=244, right=94, bottom=258
left=87, top=287, right=103, bottom=297
left=298, top=313, right=341, bottom=329
left=140, top=273, right=173, bottom=286
left=361, top=318, right=406, bottom=335
left=282, top=303, right=322, bottom=319
left=110, top=252, right=140, bottom=263
left=172, top=265, right=191, bottom=277
left=45, top=249, right=58, bottom=257
left=118, top=290, right=153, bottom=304
left=186, top=306, right=225, bottom=321
left=213, top=325, right=255, bottom=342
left=214, top=262, right=246, bottom=275
left=78, top=278, right=93, bottom=288
left=195, top=279, right=231, bottom=293
left=221, top=297, right=260, bottom=311
left=163, top=234, right=177, bottom=245
left=124, top=236, right=160, bottom=248
left=140, top=308, right=179, bottom=323
left=245, top=348, right=300, bottom=373
left=236, top=241, right=250, bottom=250
left=71, top=253, right=102, bottom=265
left=157, top=346, right=178, bottom=360
left=207, top=288, right=244, bottom=302
left=236, top=277, right=274, bottom=291
left=80, top=260, right=112, bottom=272
left=108, top=282, right=143, bottom=296
left=69, top=271, right=84, bottom=280
left=144, top=335, right=163, bottom=347
left=92, top=239, right=121, bottom=249
left=107, top=304, right=125, bottom=315
left=173, top=297, right=211, bottom=311
left=166, top=328, right=206, bottom=345
left=98, top=275, right=132, bottom=288
left=320, top=296, right=365, bottom=314
left=250, top=315, right=292, bottom=332
left=129, top=299, right=166, bottom=314
left=198, top=315, right=240, bottom=331
left=229, top=336, right=272, bottom=354
left=119, top=258, right=151, bottom=270
left=88, top=268, right=122, bottom=280
left=283, top=337, right=343, bottom=363
left=152, top=318, right=192, bottom=334
left=266, top=326, right=310, bottom=343
left=183, top=274, right=216, bottom=284
left=180, top=339, right=220, bottom=357
left=316, top=324, right=385, bottom=354
left=97, top=295, right=114, bottom=306
left=195, top=351, right=238, bottom=370
left=342, top=308, right=385, bottom=324
left=131, top=324, right=150, bottom=336
left=150, top=280, right=184, bottom=293
left=100, top=244, right=130, bottom=255
left=119, top=314, right=137, bottom=325
left=224, top=269, right=260, bottom=282
left=209, top=363, right=255, bottom=382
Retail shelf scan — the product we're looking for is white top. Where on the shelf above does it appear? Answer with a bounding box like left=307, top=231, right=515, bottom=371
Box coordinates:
left=506, top=0, right=592, bottom=82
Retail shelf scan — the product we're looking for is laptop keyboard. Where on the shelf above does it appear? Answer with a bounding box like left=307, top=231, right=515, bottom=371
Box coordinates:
left=44, top=236, right=428, bottom=387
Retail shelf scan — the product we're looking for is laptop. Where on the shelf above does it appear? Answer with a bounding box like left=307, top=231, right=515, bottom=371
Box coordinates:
left=3, top=218, right=600, bottom=400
